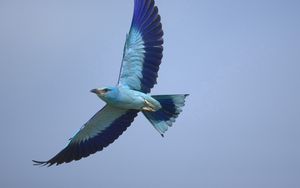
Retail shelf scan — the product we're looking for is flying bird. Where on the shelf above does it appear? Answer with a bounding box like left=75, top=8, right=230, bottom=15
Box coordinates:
left=33, top=0, right=188, bottom=166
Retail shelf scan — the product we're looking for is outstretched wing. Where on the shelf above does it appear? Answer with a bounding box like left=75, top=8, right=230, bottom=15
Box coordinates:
left=33, top=105, right=138, bottom=166
left=118, top=0, right=164, bottom=93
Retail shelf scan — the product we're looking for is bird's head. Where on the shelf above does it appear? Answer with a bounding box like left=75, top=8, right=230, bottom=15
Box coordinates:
left=90, top=86, right=119, bottom=102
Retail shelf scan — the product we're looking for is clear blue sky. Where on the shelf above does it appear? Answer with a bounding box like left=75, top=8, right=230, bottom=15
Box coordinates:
left=0, top=0, right=299, bottom=187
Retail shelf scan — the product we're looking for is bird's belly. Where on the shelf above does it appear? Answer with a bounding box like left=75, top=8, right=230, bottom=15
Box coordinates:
left=108, top=95, right=145, bottom=110
left=104, top=87, right=161, bottom=111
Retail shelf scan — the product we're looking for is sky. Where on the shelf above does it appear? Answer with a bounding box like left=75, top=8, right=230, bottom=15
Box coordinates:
left=0, top=0, right=299, bottom=187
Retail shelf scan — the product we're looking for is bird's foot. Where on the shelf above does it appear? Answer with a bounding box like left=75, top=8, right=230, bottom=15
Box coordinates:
left=142, top=100, right=156, bottom=112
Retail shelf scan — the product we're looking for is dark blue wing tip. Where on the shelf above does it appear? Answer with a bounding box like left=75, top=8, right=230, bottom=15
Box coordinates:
left=32, top=160, right=51, bottom=167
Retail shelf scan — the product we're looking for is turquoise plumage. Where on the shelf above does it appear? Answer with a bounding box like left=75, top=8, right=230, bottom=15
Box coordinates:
left=33, top=0, right=188, bottom=166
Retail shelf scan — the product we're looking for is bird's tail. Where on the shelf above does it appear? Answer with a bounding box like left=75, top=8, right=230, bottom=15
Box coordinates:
left=142, top=94, right=189, bottom=136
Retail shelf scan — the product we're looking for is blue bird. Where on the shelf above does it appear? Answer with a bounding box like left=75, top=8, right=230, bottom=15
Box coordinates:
left=33, top=0, right=189, bottom=166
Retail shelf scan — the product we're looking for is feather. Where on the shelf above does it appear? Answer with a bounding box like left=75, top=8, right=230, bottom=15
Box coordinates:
left=118, top=0, right=163, bottom=93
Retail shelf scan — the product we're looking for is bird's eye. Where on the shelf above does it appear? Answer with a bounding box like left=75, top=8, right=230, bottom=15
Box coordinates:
left=103, top=88, right=111, bottom=93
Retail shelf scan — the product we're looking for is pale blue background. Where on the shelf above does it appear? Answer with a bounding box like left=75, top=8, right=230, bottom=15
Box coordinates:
left=0, top=0, right=299, bottom=187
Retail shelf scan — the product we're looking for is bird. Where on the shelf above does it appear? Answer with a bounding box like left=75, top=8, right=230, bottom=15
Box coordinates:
left=33, top=0, right=189, bottom=166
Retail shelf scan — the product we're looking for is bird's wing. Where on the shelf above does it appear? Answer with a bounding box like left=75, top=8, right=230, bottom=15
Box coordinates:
left=118, top=0, right=163, bottom=93
left=33, top=105, right=138, bottom=166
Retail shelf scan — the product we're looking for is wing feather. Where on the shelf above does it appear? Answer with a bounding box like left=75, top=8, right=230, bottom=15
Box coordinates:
left=33, top=105, right=138, bottom=166
left=118, top=0, right=163, bottom=93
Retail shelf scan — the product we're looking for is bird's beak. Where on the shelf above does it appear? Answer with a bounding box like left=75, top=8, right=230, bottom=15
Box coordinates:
left=90, top=89, right=104, bottom=95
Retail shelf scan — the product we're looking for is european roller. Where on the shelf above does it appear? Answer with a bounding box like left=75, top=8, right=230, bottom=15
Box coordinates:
left=33, top=0, right=189, bottom=166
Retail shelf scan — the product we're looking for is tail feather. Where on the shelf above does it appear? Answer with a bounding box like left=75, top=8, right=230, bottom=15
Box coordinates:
left=143, top=94, right=189, bottom=136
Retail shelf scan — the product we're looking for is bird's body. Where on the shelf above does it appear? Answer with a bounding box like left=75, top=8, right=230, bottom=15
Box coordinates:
left=94, top=86, right=162, bottom=111
left=34, top=0, right=189, bottom=166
